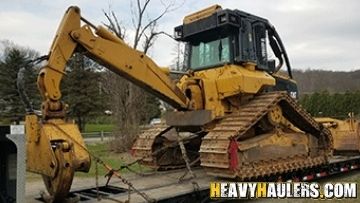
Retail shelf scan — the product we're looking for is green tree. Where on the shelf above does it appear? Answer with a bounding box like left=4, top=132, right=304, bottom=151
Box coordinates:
left=0, top=42, right=40, bottom=123
left=62, top=53, right=108, bottom=131
left=354, top=91, right=360, bottom=116
left=317, top=90, right=332, bottom=116
left=300, top=91, right=360, bottom=119
left=332, top=93, right=343, bottom=117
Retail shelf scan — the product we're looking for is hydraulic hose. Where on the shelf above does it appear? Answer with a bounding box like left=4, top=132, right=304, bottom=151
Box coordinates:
left=16, top=55, right=48, bottom=113
left=17, top=65, right=33, bottom=113
left=267, top=24, right=293, bottom=79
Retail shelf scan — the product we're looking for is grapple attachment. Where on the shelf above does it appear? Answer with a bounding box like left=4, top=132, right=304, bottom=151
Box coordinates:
left=25, top=114, right=90, bottom=202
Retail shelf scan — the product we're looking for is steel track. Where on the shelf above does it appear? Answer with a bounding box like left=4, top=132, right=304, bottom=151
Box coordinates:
left=200, top=92, right=333, bottom=179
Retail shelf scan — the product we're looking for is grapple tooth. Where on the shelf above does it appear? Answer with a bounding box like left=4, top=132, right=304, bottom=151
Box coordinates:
left=42, top=141, right=74, bottom=202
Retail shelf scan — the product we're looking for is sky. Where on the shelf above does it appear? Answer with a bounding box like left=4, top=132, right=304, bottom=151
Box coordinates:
left=0, top=0, right=359, bottom=71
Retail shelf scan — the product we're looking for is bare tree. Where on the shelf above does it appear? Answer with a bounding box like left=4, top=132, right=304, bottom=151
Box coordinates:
left=170, top=41, right=185, bottom=71
left=102, top=0, right=182, bottom=151
left=103, top=9, right=126, bottom=40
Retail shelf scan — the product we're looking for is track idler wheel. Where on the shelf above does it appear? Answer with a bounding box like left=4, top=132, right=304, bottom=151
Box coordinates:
left=267, top=104, right=282, bottom=126
left=42, top=141, right=75, bottom=203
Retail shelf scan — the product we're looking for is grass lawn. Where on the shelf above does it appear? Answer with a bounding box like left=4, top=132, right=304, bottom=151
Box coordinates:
left=26, top=142, right=151, bottom=181
left=75, top=142, right=151, bottom=178
left=84, top=124, right=114, bottom=132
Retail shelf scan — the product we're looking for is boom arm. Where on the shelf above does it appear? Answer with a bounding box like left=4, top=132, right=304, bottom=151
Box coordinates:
left=38, top=6, right=188, bottom=118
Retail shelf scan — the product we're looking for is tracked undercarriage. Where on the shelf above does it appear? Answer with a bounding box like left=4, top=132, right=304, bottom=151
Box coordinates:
left=133, top=92, right=333, bottom=180
left=132, top=124, right=202, bottom=169
left=200, top=92, right=333, bottom=179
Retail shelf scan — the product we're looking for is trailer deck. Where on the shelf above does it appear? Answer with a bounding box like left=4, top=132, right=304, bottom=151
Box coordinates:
left=25, top=155, right=360, bottom=203
left=27, top=168, right=216, bottom=203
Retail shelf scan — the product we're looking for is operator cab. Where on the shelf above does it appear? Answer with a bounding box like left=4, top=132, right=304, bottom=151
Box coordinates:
left=174, top=5, right=298, bottom=98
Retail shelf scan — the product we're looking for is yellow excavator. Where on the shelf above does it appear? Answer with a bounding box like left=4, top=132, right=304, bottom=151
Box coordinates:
left=24, top=5, right=360, bottom=202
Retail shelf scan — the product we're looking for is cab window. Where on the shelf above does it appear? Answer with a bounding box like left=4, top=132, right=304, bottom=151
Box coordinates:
left=190, top=37, right=230, bottom=70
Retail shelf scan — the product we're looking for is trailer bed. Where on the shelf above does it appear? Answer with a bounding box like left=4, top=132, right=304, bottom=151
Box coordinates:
left=27, top=168, right=215, bottom=203
left=26, top=155, right=360, bottom=203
